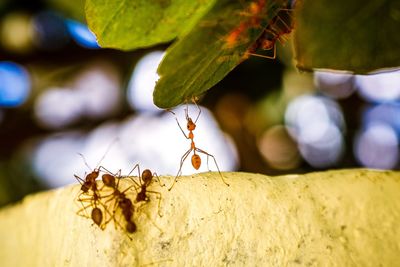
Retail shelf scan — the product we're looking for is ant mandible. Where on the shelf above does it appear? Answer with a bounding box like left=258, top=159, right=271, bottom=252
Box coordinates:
left=168, top=99, right=230, bottom=190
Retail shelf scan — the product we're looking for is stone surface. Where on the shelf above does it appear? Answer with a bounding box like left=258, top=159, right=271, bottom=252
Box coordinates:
left=0, top=169, right=399, bottom=266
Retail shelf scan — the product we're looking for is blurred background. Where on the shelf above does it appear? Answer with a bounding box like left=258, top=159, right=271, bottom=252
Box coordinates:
left=0, top=0, right=399, bottom=208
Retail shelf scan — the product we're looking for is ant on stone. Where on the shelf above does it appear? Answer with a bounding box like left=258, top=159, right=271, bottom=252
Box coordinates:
left=99, top=170, right=139, bottom=235
left=126, top=164, right=164, bottom=217
left=76, top=187, right=110, bottom=229
left=168, top=99, right=229, bottom=190
left=74, top=146, right=116, bottom=229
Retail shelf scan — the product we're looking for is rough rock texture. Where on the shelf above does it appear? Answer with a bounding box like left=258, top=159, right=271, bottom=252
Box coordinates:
left=0, top=169, right=399, bottom=266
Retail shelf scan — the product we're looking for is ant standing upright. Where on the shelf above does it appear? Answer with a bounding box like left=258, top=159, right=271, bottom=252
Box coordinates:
left=168, top=100, right=230, bottom=190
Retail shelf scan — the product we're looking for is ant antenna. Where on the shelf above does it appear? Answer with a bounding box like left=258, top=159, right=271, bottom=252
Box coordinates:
left=184, top=101, right=190, bottom=121
left=192, top=97, right=202, bottom=123
left=78, top=153, right=92, bottom=170
left=95, top=137, right=119, bottom=170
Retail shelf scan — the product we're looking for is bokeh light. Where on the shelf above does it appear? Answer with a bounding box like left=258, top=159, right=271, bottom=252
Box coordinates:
left=0, top=61, right=31, bottom=107
left=72, top=61, right=121, bottom=118
left=127, top=51, right=165, bottom=113
left=258, top=125, right=301, bottom=170
left=363, top=103, right=400, bottom=134
left=356, top=70, right=400, bottom=102
left=314, top=71, right=355, bottom=99
left=298, top=123, right=344, bottom=168
left=354, top=123, right=399, bottom=169
left=33, top=132, right=85, bottom=187
left=65, top=19, right=100, bottom=49
left=0, top=12, right=34, bottom=54
left=285, top=95, right=345, bottom=168
left=34, top=87, right=84, bottom=128
left=34, top=61, right=121, bottom=128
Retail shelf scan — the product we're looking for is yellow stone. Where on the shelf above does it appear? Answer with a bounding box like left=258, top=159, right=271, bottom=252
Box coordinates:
left=0, top=169, right=399, bottom=266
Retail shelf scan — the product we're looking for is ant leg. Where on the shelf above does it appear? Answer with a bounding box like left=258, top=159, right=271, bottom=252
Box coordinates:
left=247, top=44, right=276, bottom=59
left=147, top=190, right=163, bottom=217
left=169, top=110, right=189, bottom=139
left=152, top=172, right=165, bottom=187
left=136, top=204, right=163, bottom=233
left=167, top=109, right=189, bottom=138
left=124, top=164, right=141, bottom=189
left=126, top=163, right=140, bottom=178
left=192, top=97, right=202, bottom=123
left=76, top=201, right=95, bottom=219
left=76, top=191, right=93, bottom=217
left=184, top=101, right=190, bottom=121
left=168, top=148, right=192, bottom=191
left=74, top=174, right=85, bottom=185
left=195, top=148, right=230, bottom=186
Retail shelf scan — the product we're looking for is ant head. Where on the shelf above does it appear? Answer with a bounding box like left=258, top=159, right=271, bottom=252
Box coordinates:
left=102, top=174, right=115, bottom=188
left=142, top=169, right=153, bottom=184
left=187, top=118, right=196, bottom=131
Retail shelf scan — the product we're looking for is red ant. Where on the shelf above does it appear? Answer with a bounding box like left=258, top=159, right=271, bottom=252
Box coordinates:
left=74, top=148, right=116, bottom=229
left=76, top=188, right=110, bottom=229
left=125, top=164, right=164, bottom=217
left=168, top=100, right=229, bottom=190
left=247, top=6, right=294, bottom=59
left=101, top=171, right=137, bottom=234
left=223, top=0, right=266, bottom=49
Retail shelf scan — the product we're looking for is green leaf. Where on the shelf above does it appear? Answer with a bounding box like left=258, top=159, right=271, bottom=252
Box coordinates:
left=294, top=0, right=400, bottom=73
left=85, top=0, right=216, bottom=50
left=154, top=0, right=287, bottom=108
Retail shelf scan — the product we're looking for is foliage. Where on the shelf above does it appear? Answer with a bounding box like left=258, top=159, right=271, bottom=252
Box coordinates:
left=86, top=0, right=400, bottom=108
left=294, top=0, right=400, bottom=73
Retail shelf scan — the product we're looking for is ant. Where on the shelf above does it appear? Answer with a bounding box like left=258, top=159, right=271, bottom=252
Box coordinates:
left=126, top=164, right=164, bottom=217
left=76, top=188, right=110, bottom=229
left=100, top=171, right=137, bottom=234
left=168, top=100, right=229, bottom=190
left=247, top=6, right=294, bottom=60
left=223, top=0, right=266, bottom=49
left=74, top=147, right=117, bottom=229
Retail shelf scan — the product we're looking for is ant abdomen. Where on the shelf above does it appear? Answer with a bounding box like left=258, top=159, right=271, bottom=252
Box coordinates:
left=191, top=154, right=201, bottom=170
left=91, top=207, right=103, bottom=227
left=102, top=173, right=116, bottom=188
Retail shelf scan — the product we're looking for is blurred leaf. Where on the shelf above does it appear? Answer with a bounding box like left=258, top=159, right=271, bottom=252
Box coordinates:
left=294, top=0, right=400, bottom=73
left=154, top=0, right=286, bottom=108
left=85, top=0, right=216, bottom=50
left=47, top=0, right=85, bottom=21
